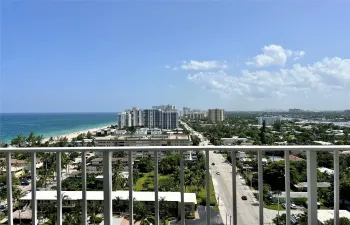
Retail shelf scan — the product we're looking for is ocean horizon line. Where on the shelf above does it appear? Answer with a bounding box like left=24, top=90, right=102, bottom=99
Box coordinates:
left=0, top=112, right=119, bottom=114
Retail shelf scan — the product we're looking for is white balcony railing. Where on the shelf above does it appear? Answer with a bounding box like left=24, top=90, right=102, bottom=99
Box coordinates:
left=1, top=145, right=349, bottom=225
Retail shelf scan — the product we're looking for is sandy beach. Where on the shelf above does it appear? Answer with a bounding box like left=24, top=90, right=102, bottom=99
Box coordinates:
left=43, top=126, right=109, bottom=142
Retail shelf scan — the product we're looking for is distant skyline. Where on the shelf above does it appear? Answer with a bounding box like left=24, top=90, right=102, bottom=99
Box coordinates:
left=1, top=1, right=350, bottom=113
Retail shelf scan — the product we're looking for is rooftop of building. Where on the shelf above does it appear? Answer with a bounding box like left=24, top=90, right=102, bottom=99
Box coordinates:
left=20, top=191, right=197, bottom=204
left=317, top=210, right=350, bottom=223
left=94, top=134, right=190, bottom=141
left=91, top=157, right=129, bottom=163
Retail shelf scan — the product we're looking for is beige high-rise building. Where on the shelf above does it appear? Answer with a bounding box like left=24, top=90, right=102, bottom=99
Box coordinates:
left=208, top=109, right=225, bottom=123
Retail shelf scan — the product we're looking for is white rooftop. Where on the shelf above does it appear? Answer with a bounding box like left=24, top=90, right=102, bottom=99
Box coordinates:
left=20, top=191, right=197, bottom=204
left=317, top=210, right=350, bottom=223
left=318, top=167, right=334, bottom=175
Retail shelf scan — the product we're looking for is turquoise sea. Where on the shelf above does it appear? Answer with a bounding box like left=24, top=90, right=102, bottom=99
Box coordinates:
left=0, top=113, right=118, bottom=143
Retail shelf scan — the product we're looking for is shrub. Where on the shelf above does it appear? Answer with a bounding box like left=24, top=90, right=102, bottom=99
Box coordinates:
left=93, top=217, right=103, bottom=223
left=294, top=197, right=307, bottom=205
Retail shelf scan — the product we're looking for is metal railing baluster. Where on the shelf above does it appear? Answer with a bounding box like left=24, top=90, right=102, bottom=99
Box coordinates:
left=154, top=151, right=159, bottom=225
left=307, top=150, right=318, bottom=224
left=56, top=152, right=62, bottom=225
left=334, top=149, right=340, bottom=225
left=31, top=152, right=37, bottom=225
left=205, top=149, right=210, bottom=225
left=129, top=150, right=134, bottom=225
left=180, top=150, right=185, bottom=225
left=231, top=150, right=237, bottom=225
left=258, top=150, right=264, bottom=225
left=6, top=152, right=13, bottom=225
left=82, top=151, right=87, bottom=225
left=284, top=150, right=291, bottom=225
left=103, top=151, right=112, bottom=225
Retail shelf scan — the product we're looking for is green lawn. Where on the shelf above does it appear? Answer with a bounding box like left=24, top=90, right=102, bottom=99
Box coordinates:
left=134, top=172, right=153, bottom=190
left=265, top=203, right=283, bottom=210
left=320, top=205, right=330, bottom=210
left=134, top=172, right=219, bottom=210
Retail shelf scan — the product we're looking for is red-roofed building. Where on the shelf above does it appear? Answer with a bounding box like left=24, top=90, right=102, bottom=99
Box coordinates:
left=289, top=155, right=305, bottom=161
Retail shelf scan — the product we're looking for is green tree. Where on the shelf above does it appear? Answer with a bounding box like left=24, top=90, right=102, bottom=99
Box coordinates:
left=86, top=131, right=93, bottom=139
left=324, top=217, right=350, bottom=225
left=159, top=154, right=180, bottom=175
left=112, top=160, right=126, bottom=190
left=134, top=201, right=149, bottom=224
left=272, top=213, right=286, bottom=225
left=88, top=201, right=103, bottom=224
left=135, top=157, right=154, bottom=173
left=260, top=120, right=267, bottom=145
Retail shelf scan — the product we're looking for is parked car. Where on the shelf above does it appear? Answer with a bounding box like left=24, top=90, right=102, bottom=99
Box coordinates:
left=0, top=204, right=7, bottom=211
left=241, top=196, right=247, bottom=200
left=291, top=203, right=297, bottom=209
left=216, top=171, right=220, bottom=175
left=282, top=203, right=286, bottom=209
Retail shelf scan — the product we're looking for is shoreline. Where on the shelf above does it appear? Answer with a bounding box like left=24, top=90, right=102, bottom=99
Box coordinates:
left=43, top=125, right=109, bottom=142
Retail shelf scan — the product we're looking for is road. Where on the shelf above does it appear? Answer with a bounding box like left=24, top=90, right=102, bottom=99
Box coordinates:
left=181, top=120, right=302, bottom=225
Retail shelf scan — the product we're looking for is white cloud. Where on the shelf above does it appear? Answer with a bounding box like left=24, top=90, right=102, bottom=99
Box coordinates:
left=188, top=57, right=350, bottom=100
left=164, top=65, right=171, bottom=69
left=246, top=45, right=305, bottom=67
left=168, top=84, right=176, bottom=88
left=181, top=60, right=228, bottom=70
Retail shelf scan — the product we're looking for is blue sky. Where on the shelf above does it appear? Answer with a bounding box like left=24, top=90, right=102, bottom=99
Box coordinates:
left=1, top=1, right=350, bottom=112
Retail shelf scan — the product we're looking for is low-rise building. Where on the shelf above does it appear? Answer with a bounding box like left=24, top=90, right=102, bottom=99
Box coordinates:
left=257, top=116, right=282, bottom=126
left=0, top=166, right=25, bottom=178
left=293, top=182, right=331, bottom=192
left=20, top=191, right=197, bottom=217
left=271, top=192, right=308, bottom=203
left=94, top=134, right=193, bottom=160
left=221, top=136, right=248, bottom=145
left=317, top=210, right=350, bottom=225
left=0, top=158, right=43, bottom=172
left=90, top=157, right=129, bottom=167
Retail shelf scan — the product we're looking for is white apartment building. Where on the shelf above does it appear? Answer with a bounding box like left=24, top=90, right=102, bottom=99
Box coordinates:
left=257, top=116, right=282, bottom=126
left=118, top=107, right=144, bottom=128
left=94, top=134, right=193, bottom=160
left=186, top=112, right=206, bottom=120
left=208, top=109, right=225, bottom=123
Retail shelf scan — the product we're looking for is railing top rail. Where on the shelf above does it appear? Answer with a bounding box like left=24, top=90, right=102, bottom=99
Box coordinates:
left=0, top=145, right=349, bottom=152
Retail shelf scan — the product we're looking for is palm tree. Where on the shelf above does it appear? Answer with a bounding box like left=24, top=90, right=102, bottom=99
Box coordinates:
left=273, top=190, right=283, bottom=223
left=134, top=201, right=148, bottom=224
left=88, top=201, right=103, bottom=224
left=63, top=211, right=83, bottom=225
left=112, top=160, right=126, bottom=190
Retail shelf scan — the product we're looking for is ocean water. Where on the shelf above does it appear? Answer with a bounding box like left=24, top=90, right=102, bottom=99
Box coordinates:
left=0, top=113, right=118, bottom=143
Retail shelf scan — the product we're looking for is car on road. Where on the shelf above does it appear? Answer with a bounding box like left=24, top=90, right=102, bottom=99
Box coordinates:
left=211, top=163, right=215, bottom=166
left=291, top=203, right=297, bottom=209
left=241, top=196, right=247, bottom=200
left=216, top=171, right=220, bottom=175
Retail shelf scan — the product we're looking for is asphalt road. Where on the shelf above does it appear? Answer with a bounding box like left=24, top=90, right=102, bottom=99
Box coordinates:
left=209, top=151, right=276, bottom=225
left=181, top=120, right=304, bottom=225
